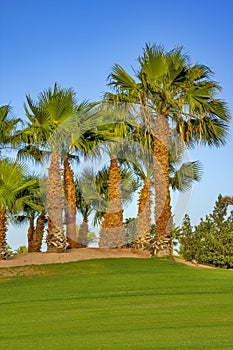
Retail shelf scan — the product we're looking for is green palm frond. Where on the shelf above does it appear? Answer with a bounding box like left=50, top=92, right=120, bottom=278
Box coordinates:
left=108, top=64, right=139, bottom=93
left=0, top=158, right=42, bottom=215
left=170, top=161, right=203, bottom=192
left=0, top=105, right=22, bottom=147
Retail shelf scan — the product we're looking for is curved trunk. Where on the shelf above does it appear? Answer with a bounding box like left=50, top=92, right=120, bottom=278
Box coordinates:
left=46, top=151, right=66, bottom=252
left=99, top=157, right=126, bottom=248
left=27, top=217, right=35, bottom=252
left=78, top=216, right=88, bottom=247
left=0, top=208, right=7, bottom=259
left=64, top=155, right=78, bottom=248
left=29, top=211, right=46, bottom=252
left=133, top=178, right=152, bottom=250
left=153, top=114, right=173, bottom=256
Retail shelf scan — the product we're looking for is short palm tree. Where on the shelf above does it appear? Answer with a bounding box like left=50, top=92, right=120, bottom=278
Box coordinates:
left=75, top=171, right=95, bottom=247
left=91, top=104, right=136, bottom=248
left=94, top=161, right=139, bottom=247
left=0, top=159, right=40, bottom=259
left=13, top=175, right=46, bottom=252
left=106, top=43, right=231, bottom=256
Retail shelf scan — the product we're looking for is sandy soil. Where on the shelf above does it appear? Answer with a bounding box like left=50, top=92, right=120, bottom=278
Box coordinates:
left=0, top=248, right=150, bottom=268
left=0, top=248, right=216, bottom=269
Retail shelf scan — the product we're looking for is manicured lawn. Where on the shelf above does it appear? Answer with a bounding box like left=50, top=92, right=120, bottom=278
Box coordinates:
left=0, top=258, right=233, bottom=349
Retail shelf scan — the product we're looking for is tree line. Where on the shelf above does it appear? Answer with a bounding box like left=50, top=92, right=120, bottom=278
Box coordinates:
left=0, top=43, right=231, bottom=259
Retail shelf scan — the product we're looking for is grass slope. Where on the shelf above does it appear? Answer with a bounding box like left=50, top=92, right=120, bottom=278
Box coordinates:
left=0, top=258, right=233, bottom=349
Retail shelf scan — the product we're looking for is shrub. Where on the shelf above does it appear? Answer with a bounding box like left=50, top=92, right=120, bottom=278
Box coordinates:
left=178, top=195, right=233, bottom=268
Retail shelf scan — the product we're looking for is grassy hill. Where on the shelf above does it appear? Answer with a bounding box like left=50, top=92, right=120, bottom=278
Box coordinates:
left=0, top=258, right=233, bottom=349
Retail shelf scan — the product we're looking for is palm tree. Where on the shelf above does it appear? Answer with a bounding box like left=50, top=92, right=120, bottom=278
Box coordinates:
left=126, top=137, right=202, bottom=250
left=0, top=159, right=40, bottom=259
left=93, top=161, right=139, bottom=247
left=89, top=104, right=137, bottom=248
left=19, top=84, right=98, bottom=251
left=128, top=148, right=153, bottom=249
left=41, top=97, right=100, bottom=249
left=29, top=210, right=46, bottom=252
left=20, top=84, right=79, bottom=252
left=61, top=101, right=100, bottom=248
left=13, top=175, right=45, bottom=252
left=99, top=153, right=126, bottom=248
left=106, top=43, right=231, bottom=256
left=75, top=172, right=94, bottom=247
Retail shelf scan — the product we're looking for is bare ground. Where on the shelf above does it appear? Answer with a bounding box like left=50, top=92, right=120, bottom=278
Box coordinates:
left=0, top=248, right=216, bottom=269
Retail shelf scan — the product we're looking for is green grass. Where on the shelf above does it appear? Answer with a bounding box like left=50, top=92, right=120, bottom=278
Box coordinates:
left=0, top=258, right=233, bottom=349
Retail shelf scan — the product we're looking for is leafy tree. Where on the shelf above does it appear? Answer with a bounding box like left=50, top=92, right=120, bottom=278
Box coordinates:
left=179, top=195, right=233, bottom=268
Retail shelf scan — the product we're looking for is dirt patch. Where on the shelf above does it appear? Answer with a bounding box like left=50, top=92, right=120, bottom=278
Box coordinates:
left=173, top=257, right=217, bottom=269
left=0, top=248, right=151, bottom=269
left=0, top=248, right=221, bottom=273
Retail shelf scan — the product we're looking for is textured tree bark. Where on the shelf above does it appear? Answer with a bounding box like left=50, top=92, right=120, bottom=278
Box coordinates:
left=46, top=151, right=66, bottom=252
left=132, top=178, right=152, bottom=249
left=153, top=114, right=173, bottom=256
left=99, top=157, right=126, bottom=248
left=27, top=217, right=35, bottom=252
left=64, top=155, right=79, bottom=248
left=0, top=208, right=8, bottom=259
left=78, top=217, right=88, bottom=247
left=28, top=211, right=46, bottom=252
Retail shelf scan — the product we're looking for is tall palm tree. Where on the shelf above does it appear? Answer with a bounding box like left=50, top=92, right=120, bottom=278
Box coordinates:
left=91, top=104, right=137, bottom=248
left=61, top=101, right=100, bottom=248
left=106, top=43, right=231, bottom=256
left=42, top=97, right=100, bottom=249
left=128, top=148, right=153, bottom=249
left=21, top=84, right=78, bottom=252
left=19, top=85, right=99, bottom=251
left=127, top=138, right=202, bottom=250
left=0, top=159, right=40, bottom=259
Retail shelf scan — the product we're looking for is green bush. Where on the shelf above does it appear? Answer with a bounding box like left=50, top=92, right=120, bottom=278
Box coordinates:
left=178, top=195, right=233, bottom=268
left=15, top=245, right=28, bottom=254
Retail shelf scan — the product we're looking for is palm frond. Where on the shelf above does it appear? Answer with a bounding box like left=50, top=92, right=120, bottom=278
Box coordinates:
left=170, top=160, right=203, bottom=192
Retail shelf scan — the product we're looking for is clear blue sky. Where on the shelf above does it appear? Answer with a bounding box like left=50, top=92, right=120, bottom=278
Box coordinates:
left=1, top=0, right=233, bottom=249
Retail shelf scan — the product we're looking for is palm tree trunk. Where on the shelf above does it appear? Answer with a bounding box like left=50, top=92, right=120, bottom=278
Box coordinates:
left=99, top=156, right=126, bottom=248
left=64, top=155, right=78, bottom=248
left=0, top=208, right=8, bottom=259
left=133, top=178, right=152, bottom=249
left=29, top=211, right=46, bottom=252
left=78, top=217, right=88, bottom=247
left=28, top=217, right=35, bottom=252
left=46, top=151, right=66, bottom=252
left=153, top=114, right=173, bottom=256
